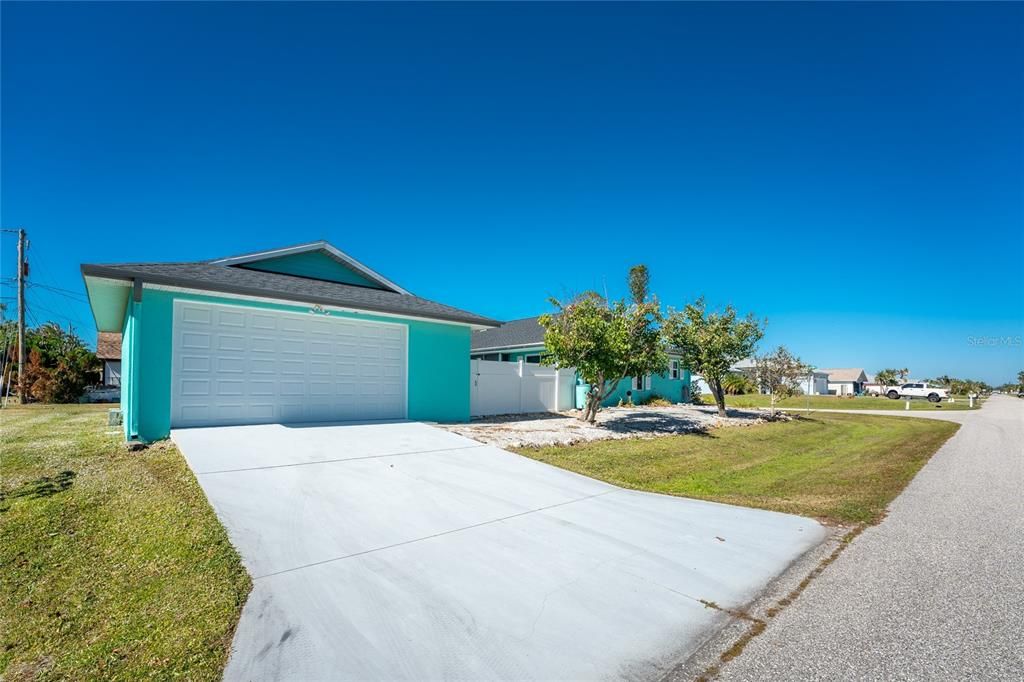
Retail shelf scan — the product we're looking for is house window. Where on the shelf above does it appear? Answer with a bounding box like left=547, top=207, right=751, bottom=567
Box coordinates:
left=473, top=353, right=500, bottom=361
left=524, top=354, right=542, bottom=364
left=632, top=375, right=650, bottom=391
left=669, top=360, right=680, bottom=380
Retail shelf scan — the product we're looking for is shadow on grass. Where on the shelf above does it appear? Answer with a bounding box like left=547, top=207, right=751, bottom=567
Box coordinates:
left=600, top=411, right=716, bottom=436
left=1, top=470, right=77, bottom=511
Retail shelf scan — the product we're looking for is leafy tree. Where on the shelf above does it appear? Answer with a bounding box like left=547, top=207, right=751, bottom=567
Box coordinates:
left=540, top=271, right=665, bottom=424
left=1018, top=370, right=1024, bottom=389
left=753, top=346, right=809, bottom=417
left=663, top=297, right=764, bottom=417
left=875, top=368, right=900, bottom=392
left=949, top=378, right=990, bottom=396
left=20, top=323, right=99, bottom=403
left=628, top=265, right=650, bottom=305
left=721, top=372, right=756, bottom=395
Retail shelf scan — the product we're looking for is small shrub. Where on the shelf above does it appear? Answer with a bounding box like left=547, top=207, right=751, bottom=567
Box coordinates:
left=637, top=394, right=673, bottom=407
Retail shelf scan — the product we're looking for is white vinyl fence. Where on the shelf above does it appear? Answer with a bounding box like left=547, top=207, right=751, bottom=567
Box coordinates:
left=470, top=359, right=577, bottom=417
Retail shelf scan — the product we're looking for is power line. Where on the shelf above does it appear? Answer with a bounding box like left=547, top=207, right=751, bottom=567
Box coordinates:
left=25, top=298, right=90, bottom=330
left=27, top=281, right=89, bottom=303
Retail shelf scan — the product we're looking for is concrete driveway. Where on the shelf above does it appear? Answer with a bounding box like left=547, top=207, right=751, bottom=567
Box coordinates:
left=172, top=421, right=825, bottom=681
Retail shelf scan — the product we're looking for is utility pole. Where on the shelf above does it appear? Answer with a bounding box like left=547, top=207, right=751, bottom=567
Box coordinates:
left=16, top=228, right=26, bottom=401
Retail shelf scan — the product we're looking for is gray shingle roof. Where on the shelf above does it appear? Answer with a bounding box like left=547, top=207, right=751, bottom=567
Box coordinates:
left=81, top=261, right=499, bottom=327
left=470, top=315, right=690, bottom=356
left=818, top=368, right=868, bottom=382
left=471, top=316, right=546, bottom=350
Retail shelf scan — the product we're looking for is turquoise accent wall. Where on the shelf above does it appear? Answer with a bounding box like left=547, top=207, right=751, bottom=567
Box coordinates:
left=505, top=348, right=545, bottom=361
left=120, top=299, right=139, bottom=439
left=241, top=251, right=382, bottom=288
left=125, top=288, right=471, bottom=442
left=599, top=368, right=692, bottom=406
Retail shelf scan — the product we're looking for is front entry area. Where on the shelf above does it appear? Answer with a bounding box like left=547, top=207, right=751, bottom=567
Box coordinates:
left=170, top=300, right=407, bottom=427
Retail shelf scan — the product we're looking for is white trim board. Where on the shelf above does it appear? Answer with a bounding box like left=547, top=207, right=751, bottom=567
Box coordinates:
left=208, top=241, right=411, bottom=296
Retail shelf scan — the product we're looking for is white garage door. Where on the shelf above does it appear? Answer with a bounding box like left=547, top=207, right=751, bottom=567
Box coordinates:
left=171, top=301, right=407, bottom=428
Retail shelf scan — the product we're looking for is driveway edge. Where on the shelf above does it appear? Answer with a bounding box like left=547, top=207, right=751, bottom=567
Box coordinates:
left=661, top=523, right=851, bottom=682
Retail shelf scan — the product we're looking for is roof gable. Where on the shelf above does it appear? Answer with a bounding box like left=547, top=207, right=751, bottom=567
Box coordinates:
left=239, top=250, right=382, bottom=288
left=209, top=241, right=408, bottom=293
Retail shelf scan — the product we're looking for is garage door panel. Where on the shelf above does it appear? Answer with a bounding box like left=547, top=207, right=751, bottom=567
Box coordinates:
left=218, top=335, right=247, bottom=351
left=218, top=309, right=245, bottom=327
left=181, top=356, right=211, bottom=372
left=181, top=332, right=211, bottom=349
left=217, top=357, right=245, bottom=373
left=172, top=301, right=407, bottom=427
left=182, top=306, right=212, bottom=324
left=249, top=404, right=276, bottom=421
left=181, top=379, right=210, bottom=396
left=310, top=340, right=333, bottom=356
left=250, top=381, right=275, bottom=396
left=249, top=358, right=276, bottom=374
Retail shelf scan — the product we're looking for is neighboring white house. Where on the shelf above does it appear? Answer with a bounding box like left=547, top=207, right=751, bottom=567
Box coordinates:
left=97, top=331, right=121, bottom=387
left=695, top=358, right=829, bottom=396
left=796, top=370, right=830, bottom=395
left=820, top=368, right=869, bottom=395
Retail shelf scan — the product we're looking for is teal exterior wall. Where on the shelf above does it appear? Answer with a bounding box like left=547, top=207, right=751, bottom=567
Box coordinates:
left=120, top=298, right=139, bottom=439
left=598, top=368, right=692, bottom=407
left=504, top=347, right=545, bottom=362
left=124, top=288, right=471, bottom=442
left=242, top=251, right=382, bottom=288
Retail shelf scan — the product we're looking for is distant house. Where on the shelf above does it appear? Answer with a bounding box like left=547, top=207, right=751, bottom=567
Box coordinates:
left=96, top=332, right=121, bottom=387
left=819, top=368, right=869, bottom=396
left=795, top=370, right=830, bottom=396
left=470, top=316, right=693, bottom=407
left=696, top=358, right=829, bottom=395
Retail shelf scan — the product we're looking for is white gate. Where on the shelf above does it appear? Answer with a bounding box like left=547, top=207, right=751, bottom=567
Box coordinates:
left=470, top=359, right=576, bottom=417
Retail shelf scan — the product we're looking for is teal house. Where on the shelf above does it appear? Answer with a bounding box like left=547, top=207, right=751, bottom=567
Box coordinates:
left=470, top=316, right=693, bottom=407
left=82, top=242, right=498, bottom=442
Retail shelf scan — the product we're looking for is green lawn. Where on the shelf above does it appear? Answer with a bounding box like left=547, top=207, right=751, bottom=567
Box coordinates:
left=699, top=393, right=982, bottom=411
left=0, top=404, right=250, bottom=681
left=516, top=413, right=959, bottom=524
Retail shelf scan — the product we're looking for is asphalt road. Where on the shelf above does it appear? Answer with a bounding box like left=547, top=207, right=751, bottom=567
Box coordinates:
left=718, top=395, right=1024, bottom=681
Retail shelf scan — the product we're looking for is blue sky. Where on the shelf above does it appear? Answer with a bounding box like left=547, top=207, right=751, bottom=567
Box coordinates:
left=2, top=2, right=1022, bottom=384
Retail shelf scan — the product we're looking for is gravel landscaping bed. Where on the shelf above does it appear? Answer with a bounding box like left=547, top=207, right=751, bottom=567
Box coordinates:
left=440, top=404, right=775, bottom=448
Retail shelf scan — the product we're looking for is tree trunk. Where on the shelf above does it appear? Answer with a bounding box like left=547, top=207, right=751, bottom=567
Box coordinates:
left=580, top=374, right=605, bottom=423
left=710, top=379, right=727, bottom=417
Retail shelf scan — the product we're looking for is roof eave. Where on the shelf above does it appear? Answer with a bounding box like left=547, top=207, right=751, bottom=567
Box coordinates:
left=80, top=264, right=500, bottom=328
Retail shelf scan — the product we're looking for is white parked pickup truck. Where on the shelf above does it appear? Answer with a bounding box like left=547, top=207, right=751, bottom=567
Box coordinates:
left=886, top=382, right=949, bottom=402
